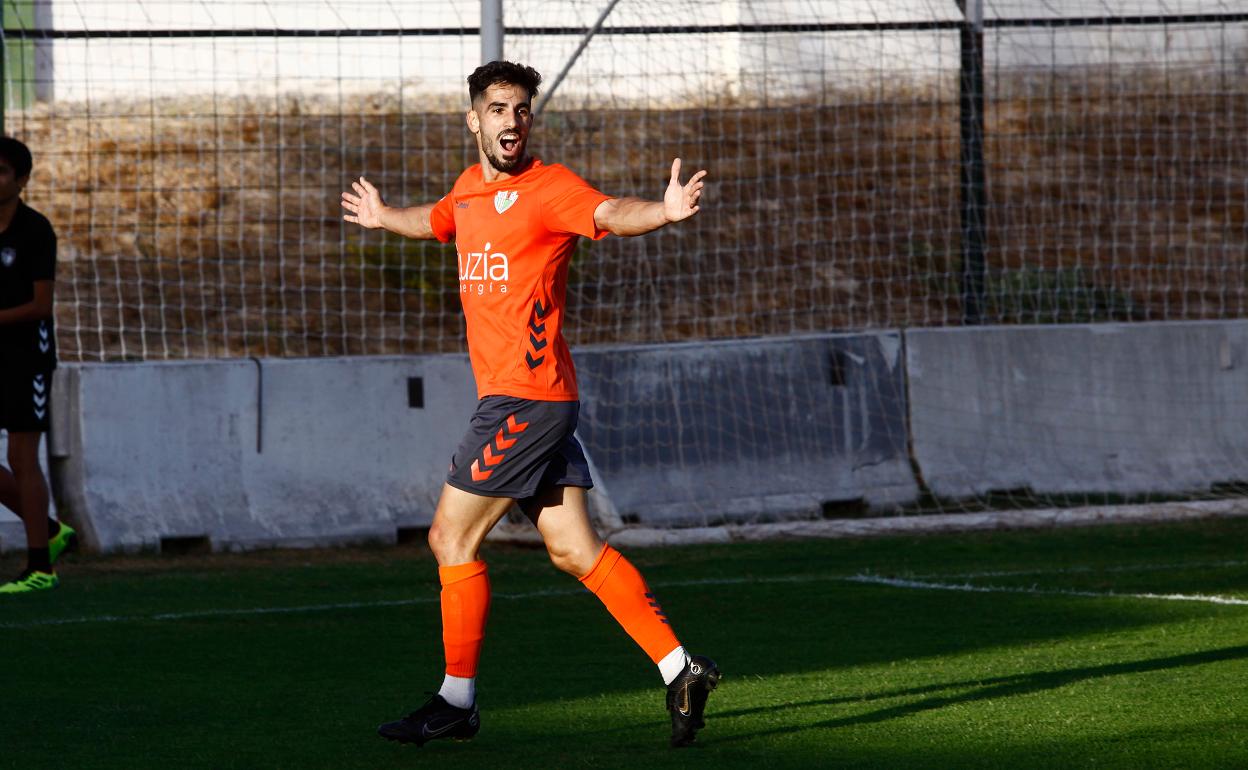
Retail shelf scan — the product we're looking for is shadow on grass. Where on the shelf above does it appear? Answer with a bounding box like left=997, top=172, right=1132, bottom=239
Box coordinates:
left=710, top=644, right=1248, bottom=743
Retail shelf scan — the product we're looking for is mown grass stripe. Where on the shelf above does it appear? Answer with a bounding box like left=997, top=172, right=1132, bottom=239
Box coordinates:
left=6, top=561, right=1246, bottom=630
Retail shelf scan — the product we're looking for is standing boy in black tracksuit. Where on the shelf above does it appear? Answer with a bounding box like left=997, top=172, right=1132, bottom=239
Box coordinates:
left=0, top=136, right=74, bottom=593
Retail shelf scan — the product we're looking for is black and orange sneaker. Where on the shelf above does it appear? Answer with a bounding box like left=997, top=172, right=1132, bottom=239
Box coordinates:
left=666, top=654, right=722, bottom=747
left=378, top=694, right=480, bottom=746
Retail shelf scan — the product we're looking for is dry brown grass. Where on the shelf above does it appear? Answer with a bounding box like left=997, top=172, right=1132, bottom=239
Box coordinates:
left=8, top=71, right=1246, bottom=361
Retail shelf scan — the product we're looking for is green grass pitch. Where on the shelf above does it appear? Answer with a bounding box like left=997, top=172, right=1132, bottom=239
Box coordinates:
left=3, top=518, right=1247, bottom=769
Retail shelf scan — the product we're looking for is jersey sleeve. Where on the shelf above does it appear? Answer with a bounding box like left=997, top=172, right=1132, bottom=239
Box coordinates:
left=29, top=217, right=56, bottom=281
left=429, top=194, right=456, bottom=243
left=542, top=166, right=612, bottom=240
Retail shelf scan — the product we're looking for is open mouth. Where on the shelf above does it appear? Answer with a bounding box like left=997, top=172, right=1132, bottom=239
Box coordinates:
left=498, top=132, right=521, bottom=155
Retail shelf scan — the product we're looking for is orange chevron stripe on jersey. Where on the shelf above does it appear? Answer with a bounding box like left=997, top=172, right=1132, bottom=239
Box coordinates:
left=470, top=459, right=492, bottom=481
left=507, top=414, right=529, bottom=433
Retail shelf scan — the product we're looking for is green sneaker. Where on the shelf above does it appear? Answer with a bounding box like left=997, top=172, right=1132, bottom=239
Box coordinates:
left=49, top=520, right=77, bottom=564
left=0, top=569, right=59, bottom=594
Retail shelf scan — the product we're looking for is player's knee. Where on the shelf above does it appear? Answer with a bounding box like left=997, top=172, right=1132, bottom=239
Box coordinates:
left=547, top=543, right=595, bottom=577
left=427, top=520, right=472, bottom=564
left=547, top=549, right=579, bottom=575
left=426, top=521, right=451, bottom=560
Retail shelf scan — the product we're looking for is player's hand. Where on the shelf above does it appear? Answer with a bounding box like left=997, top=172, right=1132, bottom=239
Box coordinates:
left=663, top=158, right=707, bottom=223
left=341, top=175, right=387, bottom=229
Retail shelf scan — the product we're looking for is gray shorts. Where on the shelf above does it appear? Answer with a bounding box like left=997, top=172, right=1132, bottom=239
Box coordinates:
left=446, top=395, right=593, bottom=501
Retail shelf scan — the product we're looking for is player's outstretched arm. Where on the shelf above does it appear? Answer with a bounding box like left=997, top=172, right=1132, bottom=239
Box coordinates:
left=341, top=175, right=438, bottom=240
left=594, top=158, right=707, bottom=237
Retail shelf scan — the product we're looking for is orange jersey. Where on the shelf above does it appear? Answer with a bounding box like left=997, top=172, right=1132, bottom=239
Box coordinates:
left=430, top=159, right=611, bottom=400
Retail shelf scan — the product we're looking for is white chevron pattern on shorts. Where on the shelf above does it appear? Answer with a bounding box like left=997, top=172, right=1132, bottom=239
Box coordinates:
left=33, top=374, right=47, bottom=420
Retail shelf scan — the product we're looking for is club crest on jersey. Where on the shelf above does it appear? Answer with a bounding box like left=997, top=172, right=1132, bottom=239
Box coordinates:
left=0, top=247, right=14, bottom=267
left=494, top=190, right=519, bottom=214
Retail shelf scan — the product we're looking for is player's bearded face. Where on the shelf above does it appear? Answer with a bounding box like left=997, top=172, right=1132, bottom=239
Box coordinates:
left=484, top=126, right=528, bottom=172
left=474, top=83, right=533, bottom=173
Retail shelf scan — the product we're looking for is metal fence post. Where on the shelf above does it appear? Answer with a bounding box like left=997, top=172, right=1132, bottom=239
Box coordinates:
left=1, top=1, right=6, bottom=134
left=481, top=0, right=503, bottom=64
left=959, top=0, right=987, bottom=324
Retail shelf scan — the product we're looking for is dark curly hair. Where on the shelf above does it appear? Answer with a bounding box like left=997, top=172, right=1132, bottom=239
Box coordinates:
left=467, top=61, right=542, bottom=105
left=0, top=136, right=33, bottom=178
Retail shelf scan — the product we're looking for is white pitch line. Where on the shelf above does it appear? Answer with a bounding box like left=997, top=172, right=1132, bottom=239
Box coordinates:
left=1, top=583, right=766, bottom=630
left=916, top=558, right=1248, bottom=581
left=4, top=565, right=1246, bottom=630
left=0, top=575, right=841, bottom=630
left=0, top=598, right=440, bottom=629
left=0, top=590, right=569, bottom=630
left=847, top=574, right=1248, bottom=606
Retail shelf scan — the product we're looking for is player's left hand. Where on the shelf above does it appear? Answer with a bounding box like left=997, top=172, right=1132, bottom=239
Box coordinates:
left=663, top=158, right=707, bottom=223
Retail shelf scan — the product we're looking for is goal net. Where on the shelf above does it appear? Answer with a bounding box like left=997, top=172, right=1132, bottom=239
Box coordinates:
left=3, top=1, right=1247, bottom=527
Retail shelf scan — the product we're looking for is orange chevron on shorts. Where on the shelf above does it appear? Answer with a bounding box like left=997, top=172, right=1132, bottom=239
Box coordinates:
left=482, top=442, right=504, bottom=467
left=470, top=459, right=493, bottom=481
left=507, top=414, right=529, bottom=433
left=494, top=427, right=517, bottom=450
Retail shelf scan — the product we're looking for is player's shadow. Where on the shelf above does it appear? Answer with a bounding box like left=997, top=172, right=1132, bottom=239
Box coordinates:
left=711, top=643, right=1248, bottom=743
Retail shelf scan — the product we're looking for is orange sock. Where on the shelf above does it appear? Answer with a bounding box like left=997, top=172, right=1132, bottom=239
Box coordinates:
left=579, top=544, right=681, bottom=664
left=439, top=560, right=490, bottom=677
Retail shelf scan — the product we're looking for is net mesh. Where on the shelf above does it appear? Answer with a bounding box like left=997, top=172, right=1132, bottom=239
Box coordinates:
left=2, top=1, right=1246, bottom=522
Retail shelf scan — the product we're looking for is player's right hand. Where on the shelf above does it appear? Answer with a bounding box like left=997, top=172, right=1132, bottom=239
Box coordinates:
left=341, top=175, right=386, bottom=229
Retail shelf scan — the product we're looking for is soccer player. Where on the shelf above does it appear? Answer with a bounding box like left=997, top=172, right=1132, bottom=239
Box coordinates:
left=0, top=136, right=75, bottom=594
left=341, top=61, right=720, bottom=748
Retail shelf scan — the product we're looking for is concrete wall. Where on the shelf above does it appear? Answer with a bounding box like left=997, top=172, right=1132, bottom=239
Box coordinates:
left=34, top=319, right=1248, bottom=553
left=52, top=360, right=259, bottom=552
left=51, top=355, right=477, bottom=553
left=242, top=356, right=480, bottom=546
left=575, top=333, right=919, bottom=524
left=906, top=321, right=1248, bottom=499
